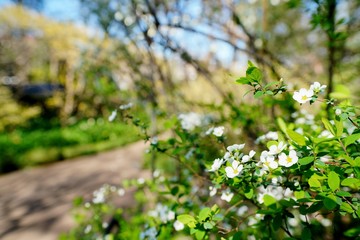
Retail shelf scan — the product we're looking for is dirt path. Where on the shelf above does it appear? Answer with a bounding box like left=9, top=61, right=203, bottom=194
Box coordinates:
left=0, top=140, right=150, bottom=240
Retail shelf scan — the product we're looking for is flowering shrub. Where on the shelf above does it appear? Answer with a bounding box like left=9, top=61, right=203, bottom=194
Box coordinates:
left=64, top=62, right=360, bottom=240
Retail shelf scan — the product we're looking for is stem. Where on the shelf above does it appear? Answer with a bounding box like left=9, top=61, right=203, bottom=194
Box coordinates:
left=348, top=117, right=360, bottom=128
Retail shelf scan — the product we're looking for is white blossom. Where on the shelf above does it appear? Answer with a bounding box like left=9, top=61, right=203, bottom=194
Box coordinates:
left=208, top=158, right=224, bottom=172
left=209, top=186, right=217, bottom=197
left=148, top=204, right=175, bottom=223
left=173, top=220, right=185, bottom=231
left=242, top=150, right=256, bottom=163
left=178, top=112, right=202, bottom=131
left=119, top=102, right=133, bottom=110
left=293, top=88, right=314, bottom=104
left=278, top=150, right=299, bottom=167
left=225, top=160, right=243, bottom=178
left=310, top=82, right=326, bottom=94
left=221, top=189, right=234, bottom=202
left=140, top=227, right=157, bottom=240
left=268, top=141, right=286, bottom=155
left=213, top=126, right=225, bottom=137
left=108, top=110, right=117, bottom=122
left=237, top=205, right=249, bottom=216
left=335, top=108, right=342, bottom=116
left=227, top=144, right=245, bottom=152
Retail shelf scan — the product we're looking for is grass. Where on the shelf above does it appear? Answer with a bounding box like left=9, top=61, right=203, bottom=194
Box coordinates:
left=0, top=118, right=141, bottom=173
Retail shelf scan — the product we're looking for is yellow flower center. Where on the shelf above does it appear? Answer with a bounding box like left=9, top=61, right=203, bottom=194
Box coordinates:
left=287, top=156, right=292, bottom=163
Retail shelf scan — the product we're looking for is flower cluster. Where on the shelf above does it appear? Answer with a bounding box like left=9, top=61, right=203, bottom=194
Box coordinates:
left=178, top=112, right=202, bottom=131
left=148, top=203, right=175, bottom=223
left=293, top=82, right=326, bottom=104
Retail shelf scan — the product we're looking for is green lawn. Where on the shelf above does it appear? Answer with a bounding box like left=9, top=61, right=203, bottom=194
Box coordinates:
left=0, top=119, right=141, bottom=173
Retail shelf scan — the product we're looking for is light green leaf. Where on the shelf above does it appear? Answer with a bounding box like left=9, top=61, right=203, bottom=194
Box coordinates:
left=344, top=133, right=360, bottom=148
left=322, top=118, right=336, bottom=136
left=254, top=91, right=264, bottom=98
left=195, top=230, right=205, bottom=240
left=235, top=77, right=250, bottom=85
left=263, top=194, right=277, bottom=206
left=276, top=118, right=288, bottom=135
left=335, top=119, right=343, bottom=138
left=244, top=188, right=254, bottom=199
left=328, top=171, right=340, bottom=191
left=340, top=202, right=354, bottom=213
left=198, top=208, right=211, bottom=222
left=287, top=129, right=306, bottom=146
left=177, top=214, right=196, bottom=225
left=341, top=178, right=360, bottom=187
left=204, top=222, right=214, bottom=229
left=308, top=175, right=321, bottom=189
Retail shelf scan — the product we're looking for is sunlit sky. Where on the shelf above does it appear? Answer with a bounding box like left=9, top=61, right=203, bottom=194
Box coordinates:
left=0, top=0, right=82, bottom=22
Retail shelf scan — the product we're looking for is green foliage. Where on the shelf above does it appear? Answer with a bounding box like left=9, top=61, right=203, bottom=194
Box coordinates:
left=65, top=62, right=360, bottom=239
left=0, top=119, right=139, bottom=173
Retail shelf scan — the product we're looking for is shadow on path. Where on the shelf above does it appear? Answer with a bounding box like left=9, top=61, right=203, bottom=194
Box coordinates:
left=0, top=140, right=149, bottom=240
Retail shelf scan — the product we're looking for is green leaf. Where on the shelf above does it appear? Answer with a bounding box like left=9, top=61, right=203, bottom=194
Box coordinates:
left=266, top=141, right=278, bottom=149
left=236, top=77, right=251, bottom=85
left=322, top=118, right=336, bottom=137
left=336, top=191, right=352, bottom=197
left=204, top=222, right=214, bottom=229
left=324, top=195, right=338, bottom=210
left=211, top=204, right=220, bottom=214
left=178, top=214, right=196, bottom=225
left=263, top=194, right=277, bottom=206
left=271, top=214, right=282, bottom=231
left=340, top=202, right=354, bottom=213
left=299, top=157, right=314, bottom=165
left=328, top=171, right=340, bottom=191
left=246, top=66, right=262, bottom=83
left=195, top=230, right=205, bottom=240
left=198, top=208, right=211, bottom=222
left=330, top=84, right=351, bottom=99
left=335, top=119, right=343, bottom=138
left=254, top=91, right=264, bottom=98
left=344, top=133, right=360, bottom=148
left=301, top=226, right=312, bottom=240
left=308, top=175, right=321, bottom=189
left=277, top=118, right=288, bottom=135
left=344, top=226, right=360, bottom=237
left=341, top=178, right=360, bottom=187
left=244, top=188, right=254, bottom=199
left=287, top=129, right=306, bottom=146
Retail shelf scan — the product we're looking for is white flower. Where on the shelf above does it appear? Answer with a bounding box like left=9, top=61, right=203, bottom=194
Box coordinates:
left=173, top=220, right=184, bottom=231
left=108, top=110, right=117, bottom=122
left=140, top=227, right=157, bottom=240
left=278, top=150, right=298, bottom=167
left=225, top=160, right=243, bottom=178
left=223, top=152, right=235, bottom=163
left=213, top=126, right=225, bottom=137
left=268, top=141, right=286, bottom=155
left=178, top=112, right=202, bottom=131
left=148, top=204, right=175, bottom=223
left=227, top=144, right=245, bottom=152
left=209, top=186, right=217, bottom=196
left=242, top=150, right=256, bottom=163
left=119, top=102, right=133, bottom=110
left=237, top=205, right=249, bottom=216
left=259, top=151, right=278, bottom=170
left=310, top=82, right=326, bottom=94
left=205, top=127, right=214, bottom=135
left=209, top=158, right=224, bottom=172
left=335, top=108, right=342, bottom=116
left=293, top=88, right=314, bottom=104
left=221, top=189, right=234, bottom=202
